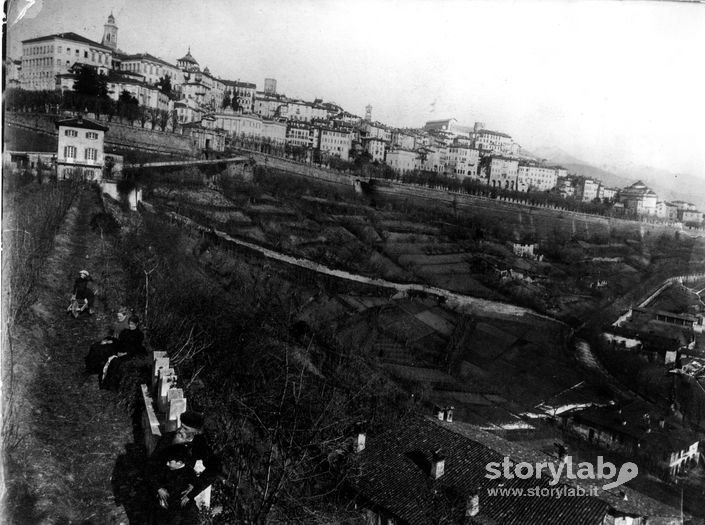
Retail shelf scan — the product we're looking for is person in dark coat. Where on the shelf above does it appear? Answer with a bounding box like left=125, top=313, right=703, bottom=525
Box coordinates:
left=117, top=315, right=146, bottom=357
left=84, top=328, right=118, bottom=375
left=148, top=444, right=200, bottom=525
left=148, top=411, right=220, bottom=512
left=102, top=315, right=148, bottom=391
left=72, top=269, right=95, bottom=315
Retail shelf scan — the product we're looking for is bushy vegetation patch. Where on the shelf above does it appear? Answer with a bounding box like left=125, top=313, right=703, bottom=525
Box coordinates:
left=117, top=212, right=411, bottom=522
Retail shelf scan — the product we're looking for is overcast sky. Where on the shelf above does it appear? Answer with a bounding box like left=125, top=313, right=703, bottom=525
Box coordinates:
left=6, top=0, right=705, bottom=183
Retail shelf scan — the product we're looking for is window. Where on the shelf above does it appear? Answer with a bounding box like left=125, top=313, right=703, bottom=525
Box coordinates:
left=84, top=51, right=88, bottom=58
left=86, top=132, right=99, bottom=140
left=64, top=129, right=78, bottom=137
left=58, top=46, right=62, bottom=53
left=85, top=148, right=97, bottom=161
left=64, top=145, right=77, bottom=158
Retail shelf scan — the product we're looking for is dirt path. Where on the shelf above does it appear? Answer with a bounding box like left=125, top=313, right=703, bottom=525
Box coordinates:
left=6, top=188, right=135, bottom=524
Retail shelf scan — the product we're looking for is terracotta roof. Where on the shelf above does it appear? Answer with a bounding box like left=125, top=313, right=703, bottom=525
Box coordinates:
left=23, top=32, right=111, bottom=51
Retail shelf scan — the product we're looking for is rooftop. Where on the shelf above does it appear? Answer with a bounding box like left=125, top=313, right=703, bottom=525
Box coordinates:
left=351, top=415, right=681, bottom=525
left=23, top=32, right=111, bottom=51
left=55, top=116, right=108, bottom=132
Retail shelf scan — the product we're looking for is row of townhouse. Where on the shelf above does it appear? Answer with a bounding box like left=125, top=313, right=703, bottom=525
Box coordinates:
left=656, top=200, right=704, bottom=223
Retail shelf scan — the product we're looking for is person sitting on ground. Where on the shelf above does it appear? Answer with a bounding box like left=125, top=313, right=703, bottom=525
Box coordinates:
left=110, top=306, right=132, bottom=338
left=101, top=315, right=148, bottom=391
left=71, top=269, right=95, bottom=315
left=148, top=411, right=221, bottom=509
left=117, top=315, right=147, bottom=357
left=85, top=327, right=119, bottom=377
left=148, top=444, right=200, bottom=525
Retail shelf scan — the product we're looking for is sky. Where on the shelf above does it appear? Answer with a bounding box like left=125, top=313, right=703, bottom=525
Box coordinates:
left=5, top=0, right=705, bottom=184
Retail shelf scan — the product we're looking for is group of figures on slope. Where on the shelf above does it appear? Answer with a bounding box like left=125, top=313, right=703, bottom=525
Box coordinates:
left=70, top=270, right=221, bottom=524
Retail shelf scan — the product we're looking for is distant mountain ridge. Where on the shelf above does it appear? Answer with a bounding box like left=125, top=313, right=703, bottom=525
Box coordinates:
left=531, top=147, right=705, bottom=209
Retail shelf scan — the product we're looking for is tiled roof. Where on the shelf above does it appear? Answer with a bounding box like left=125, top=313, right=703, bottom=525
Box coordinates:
left=476, top=129, right=512, bottom=138
left=55, top=116, right=108, bottom=132
left=23, top=32, right=111, bottom=51
left=222, top=79, right=257, bottom=89
left=351, top=416, right=609, bottom=525
left=350, top=416, right=682, bottom=525
left=121, top=52, right=175, bottom=69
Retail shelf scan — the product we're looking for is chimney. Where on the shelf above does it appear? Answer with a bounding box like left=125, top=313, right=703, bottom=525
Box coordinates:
left=659, top=417, right=665, bottom=429
left=431, top=448, right=445, bottom=479
left=355, top=432, right=366, bottom=453
left=465, top=490, right=480, bottom=518
left=435, top=406, right=445, bottom=421
left=446, top=406, right=454, bottom=423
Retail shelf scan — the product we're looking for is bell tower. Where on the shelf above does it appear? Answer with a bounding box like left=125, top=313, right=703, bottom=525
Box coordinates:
left=102, top=12, right=118, bottom=50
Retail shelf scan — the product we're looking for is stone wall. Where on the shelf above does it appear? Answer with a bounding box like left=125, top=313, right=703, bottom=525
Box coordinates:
left=5, top=112, right=195, bottom=157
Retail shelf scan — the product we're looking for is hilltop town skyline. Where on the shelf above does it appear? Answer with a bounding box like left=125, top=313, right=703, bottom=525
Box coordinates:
left=5, top=0, right=705, bottom=190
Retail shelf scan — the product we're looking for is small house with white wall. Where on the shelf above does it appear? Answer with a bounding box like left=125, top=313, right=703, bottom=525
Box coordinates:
left=55, top=115, right=108, bottom=181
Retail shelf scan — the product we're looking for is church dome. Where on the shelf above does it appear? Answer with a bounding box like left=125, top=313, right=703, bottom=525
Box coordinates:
left=179, top=48, right=199, bottom=65
left=107, top=12, right=116, bottom=24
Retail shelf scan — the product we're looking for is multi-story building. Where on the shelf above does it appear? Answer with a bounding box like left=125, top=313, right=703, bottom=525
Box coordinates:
left=261, top=119, right=287, bottom=146
left=280, top=99, right=329, bottom=122
left=101, top=71, right=171, bottom=110
left=556, top=176, right=576, bottom=198
left=361, top=121, right=392, bottom=142
left=473, top=128, right=513, bottom=154
left=446, top=144, right=480, bottom=180
left=516, top=162, right=558, bottom=192
left=362, top=137, right=387, bottom=163
left=598, top=186, right=617, bottom=202
left=119, top=52, right=181, bottom=87
left=175, top=98, right=203, bottom=124
left=672, top=201, right=698, bottom=212
left=20, top=31, right=113, bottom=90
left=223, top=80, right=256, bottom=114
left=679, top=209, right=703, bottom=224
left=286, top=121, right=317, bottom=149
left=656, top=201, right=679, bottom=221
left=420, top=147, right=444, bottom=173
left=55, top=116, right=108, bottom=181
left=316, top=127, right=352, bottom=161
left=578, top=178, right=600, bottom=202
left=481, top=156, right=519, bottom=190
left=254, top=92, right=287, bottom=119
left=620, top=180, right=658, bottom=216
left=214, top=111, right=262, bottom=138
left=385, top=149, right=419, bottom=174
left=391, top=130, right=417, bottom=150
left=423, top=118, right=472, bottom=137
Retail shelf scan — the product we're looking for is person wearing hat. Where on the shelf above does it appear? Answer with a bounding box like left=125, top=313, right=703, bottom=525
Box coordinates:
left=71, top=269, right=95, bottom=315
left=148, top=410, right=220, bottom=516
left=148, top=444, right=200, bottom=525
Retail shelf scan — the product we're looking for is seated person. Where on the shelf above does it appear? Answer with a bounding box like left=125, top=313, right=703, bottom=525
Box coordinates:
left=85, top=328, right=119, bottom=375
left=117, top=315, right=147, bottom=357
left=149, top=411, right=220, bottom=505
left=111, top=306, right=131, bottom=338
left=148, top=444, right=199, bottom=525
left=101, top=315, right=148, bottom=391
left=71, top=269, right=95, bottom=315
